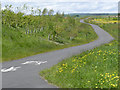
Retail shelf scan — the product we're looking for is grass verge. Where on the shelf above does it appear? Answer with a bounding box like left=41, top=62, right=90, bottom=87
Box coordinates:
left=40, top=40, right=118, bottom=88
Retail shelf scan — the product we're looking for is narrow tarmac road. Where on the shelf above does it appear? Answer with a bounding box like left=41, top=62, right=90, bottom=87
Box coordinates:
left=2, top=19, right=114, bottom=88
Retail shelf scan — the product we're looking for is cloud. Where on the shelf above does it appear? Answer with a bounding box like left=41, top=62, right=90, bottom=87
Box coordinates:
left=2, top=0, right=32, bottom=3
left=1, top=1, right=118, bottom=14
left=1, top=0, right=119, bottom=3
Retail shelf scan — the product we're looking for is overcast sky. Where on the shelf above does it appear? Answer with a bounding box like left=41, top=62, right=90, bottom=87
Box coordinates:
left=1, top=0, right=119, bottom=14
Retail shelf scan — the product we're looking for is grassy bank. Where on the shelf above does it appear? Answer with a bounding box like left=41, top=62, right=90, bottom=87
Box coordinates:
left=40, top=17, right=118, bottom=88
left=2, top=22, right=97, bottom=62
left=2, top=5, right=98, bottom=62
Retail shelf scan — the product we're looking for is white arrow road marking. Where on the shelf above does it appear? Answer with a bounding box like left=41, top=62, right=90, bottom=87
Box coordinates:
left=22, top=61, right=47, bottom=65
left=1, top=66, right=21, bottom=73
left=1, top=61, right=47, bottom=73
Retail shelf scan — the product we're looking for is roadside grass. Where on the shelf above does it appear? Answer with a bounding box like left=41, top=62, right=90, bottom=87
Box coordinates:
left=2, top=22, right=98, bottom=62
left=40, top=17, right=118, bottom=88
left=40, top=40, right=118, bottom=88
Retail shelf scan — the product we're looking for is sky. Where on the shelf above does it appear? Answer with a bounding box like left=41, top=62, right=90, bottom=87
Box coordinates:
left=1, top=0, right=119, bottom=14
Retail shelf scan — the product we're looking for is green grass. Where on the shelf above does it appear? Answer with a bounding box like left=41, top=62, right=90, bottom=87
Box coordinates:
left=2, top=22, right=98, bottom=62
left=40, top=17, right=118, bottom=88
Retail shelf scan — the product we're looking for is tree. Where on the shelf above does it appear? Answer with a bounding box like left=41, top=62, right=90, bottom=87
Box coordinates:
left=31, top=7, right=34, bottom=15
left=37, top=8, right=41, bottom=16
left=48, top=9, right=54, bottom=16
left=42, top=8, right=48, bottom=16
left=62, top=12, right=64, bottom=17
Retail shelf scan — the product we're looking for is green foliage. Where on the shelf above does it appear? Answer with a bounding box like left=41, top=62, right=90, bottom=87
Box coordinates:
left=2, top=5, right=98, bottom=61
left=2, top=5, right=98, bottom=43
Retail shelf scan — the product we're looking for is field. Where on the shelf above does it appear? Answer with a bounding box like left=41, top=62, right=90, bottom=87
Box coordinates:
left=40, top=16, right=119, bottom=88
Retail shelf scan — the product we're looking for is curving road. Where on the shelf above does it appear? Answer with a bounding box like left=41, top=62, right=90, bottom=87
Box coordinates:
left=2, top=19, right=114, bottom=88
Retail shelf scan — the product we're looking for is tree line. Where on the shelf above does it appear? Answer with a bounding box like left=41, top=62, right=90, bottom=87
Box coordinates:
left=2, top=4, right=79, bottom=41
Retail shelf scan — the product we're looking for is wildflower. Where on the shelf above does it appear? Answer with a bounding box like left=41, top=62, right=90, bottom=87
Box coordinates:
left=112, top=74, right=114, bottom=76
left=84, top=62, right=86, bottom=64
left=72, top=59, right=76, bottom=62
left=100, top=74, right=103, bottom=76
left=110, top=75, right=112, bottom=78
left=111, top=84, right=116, bottom=87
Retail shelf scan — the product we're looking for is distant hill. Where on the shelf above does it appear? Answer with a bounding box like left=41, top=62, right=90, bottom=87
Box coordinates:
left=65, top=13, right=118, bottom=17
